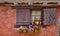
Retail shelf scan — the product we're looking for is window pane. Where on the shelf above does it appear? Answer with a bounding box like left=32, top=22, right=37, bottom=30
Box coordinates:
left=32, top=15, right=41, bottom=21
left=32, top=10, right=41, bottom=15
left=31, top=10, right=42, bottom=22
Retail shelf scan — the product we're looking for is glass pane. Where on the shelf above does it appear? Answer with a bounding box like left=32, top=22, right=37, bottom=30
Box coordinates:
left=31, top=10, right=42, bottom=22
left=32, top=10, right=41, bottom=15
left=32, top=16, right=41, bottom=21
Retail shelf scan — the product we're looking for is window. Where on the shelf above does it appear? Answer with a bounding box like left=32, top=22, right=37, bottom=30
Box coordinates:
left=15, top=9, right=43, bottom=28
left=31, top=10, right=42, bottom=25
left=15, top=8, right=56, bottom=33
left=15, top=9, right=31, bottom=28
left=15, top=9, right=43, bottom=33
left=43, top=8, right=56, bottom=25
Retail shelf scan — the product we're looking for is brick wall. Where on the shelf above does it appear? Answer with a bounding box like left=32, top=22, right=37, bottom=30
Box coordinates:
left=0, top=6, right=57, bottom=36
left=0, top=6, right=17, bottom=36
left=56, top=7, right=60, bottom=36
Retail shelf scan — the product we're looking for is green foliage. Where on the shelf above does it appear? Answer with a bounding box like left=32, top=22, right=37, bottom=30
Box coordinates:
left=34, top=18, right=39, bottom=23
left=19, top=29, right=27, bottom=33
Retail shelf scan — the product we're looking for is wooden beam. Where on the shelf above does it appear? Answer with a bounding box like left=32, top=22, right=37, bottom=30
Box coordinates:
left=0, top=2, right=60, bottom=7
left=47, top=2, right=58, bottom=4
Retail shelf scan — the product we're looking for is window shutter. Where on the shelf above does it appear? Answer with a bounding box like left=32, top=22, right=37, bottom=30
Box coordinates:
left=43, top=8, right=56, bottom=25
left=16, top=9, right=31, bottom=26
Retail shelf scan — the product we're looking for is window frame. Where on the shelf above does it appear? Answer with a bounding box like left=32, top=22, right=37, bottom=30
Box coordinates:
left=30, top=9, right=43, bottom=25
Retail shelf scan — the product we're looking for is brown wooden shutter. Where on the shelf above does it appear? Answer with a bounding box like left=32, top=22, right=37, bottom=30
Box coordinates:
left=16, top=9, right=31, bottom=26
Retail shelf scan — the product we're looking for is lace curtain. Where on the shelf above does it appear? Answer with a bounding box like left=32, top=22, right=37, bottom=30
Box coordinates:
left=16, top=9, right=31, bottom=26
left=43, top=8, right=56, bottom=25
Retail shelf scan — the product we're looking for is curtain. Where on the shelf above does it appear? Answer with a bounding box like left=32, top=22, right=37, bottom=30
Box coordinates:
left=43, top=8, right=56, bottom=25
left=16, top=9, right=31, bottom=26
